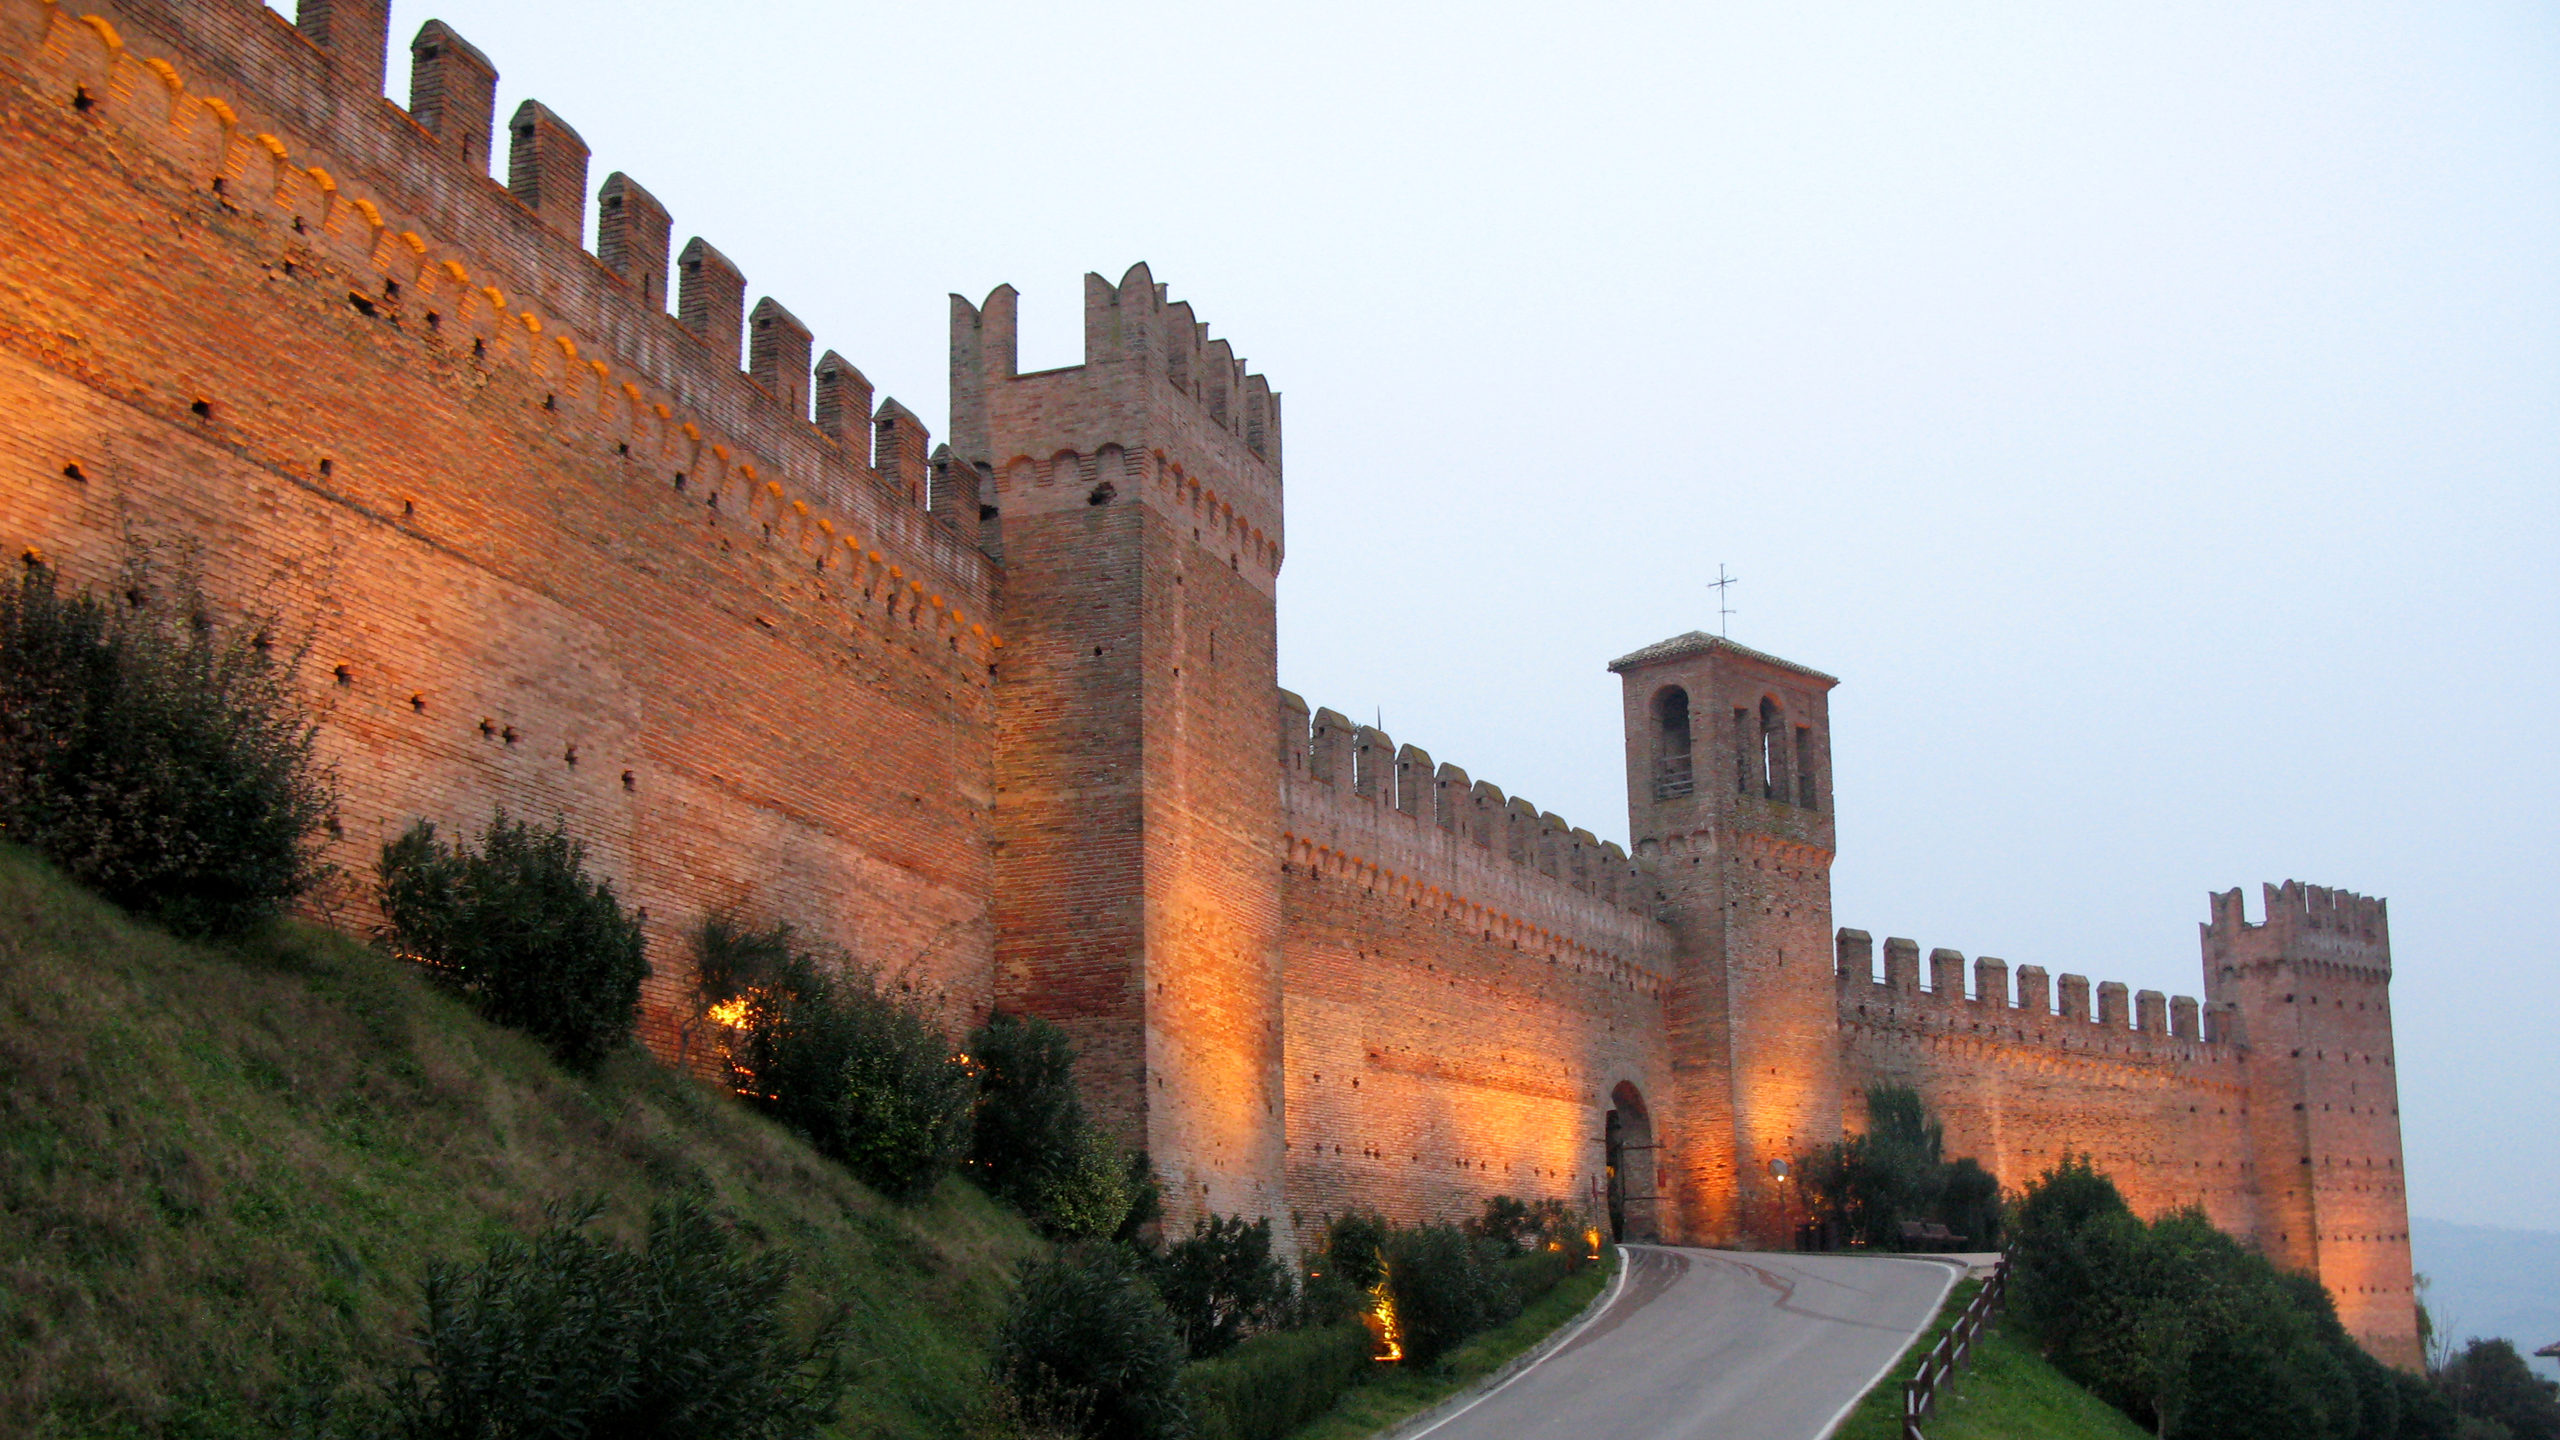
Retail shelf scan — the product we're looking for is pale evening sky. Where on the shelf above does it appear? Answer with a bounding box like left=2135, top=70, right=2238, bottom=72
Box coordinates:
left=288, top=2, right=2556, bottom=1234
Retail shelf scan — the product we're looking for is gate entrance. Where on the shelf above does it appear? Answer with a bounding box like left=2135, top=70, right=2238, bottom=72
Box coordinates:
left=1602, top=1081, right=1657, bottom=1242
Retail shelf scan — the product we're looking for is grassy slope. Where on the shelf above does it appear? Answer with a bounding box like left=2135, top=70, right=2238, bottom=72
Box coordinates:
left=0, top=844, right=1045, bottom=1439
left=1831, top=1276, right=2148, bottom=1440
left=1285, top=1248, right=1620, bottom=1440
left=1922, top=1326, right=2153, bottom=1440
left=1833, top=1276, right=1985, bottom=1440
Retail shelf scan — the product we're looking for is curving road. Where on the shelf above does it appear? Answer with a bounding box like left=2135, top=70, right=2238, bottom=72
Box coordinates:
left=1404, top=1247, right=1961, bottom=1440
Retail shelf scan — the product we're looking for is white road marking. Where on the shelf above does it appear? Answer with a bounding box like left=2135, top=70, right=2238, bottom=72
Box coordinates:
left=1808, top=1256, right=1967, bottom=1440
left=1400, top=1246, right=1638, bottom=1440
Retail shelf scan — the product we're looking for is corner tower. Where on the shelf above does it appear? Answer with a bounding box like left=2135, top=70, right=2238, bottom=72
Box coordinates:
left=1611, top=633, right=1842, bottom=1247
left=953, top=265, right=1286, bottom=1233
left=2204, top=882, right=2419, bottom=1369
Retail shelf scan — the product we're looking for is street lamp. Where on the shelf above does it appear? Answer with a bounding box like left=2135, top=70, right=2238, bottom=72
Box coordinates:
left=1770, top=1157, right=1796, bottom=1249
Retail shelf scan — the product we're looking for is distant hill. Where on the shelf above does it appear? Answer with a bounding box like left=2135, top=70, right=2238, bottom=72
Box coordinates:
left=2413, top=1216, right=2560, bottom=1379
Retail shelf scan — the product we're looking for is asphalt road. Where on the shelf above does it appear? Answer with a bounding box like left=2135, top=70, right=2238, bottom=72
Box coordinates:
left=1406, top=1246, right=1960, bottom=1440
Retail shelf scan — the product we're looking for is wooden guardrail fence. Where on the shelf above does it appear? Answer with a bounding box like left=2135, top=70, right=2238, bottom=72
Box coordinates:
left=1900, top=1254, right=2009, bottom=1440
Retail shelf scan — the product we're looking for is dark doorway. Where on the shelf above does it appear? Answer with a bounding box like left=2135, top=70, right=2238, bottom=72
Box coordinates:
left=1605, top=1108, right=1627, bottom=1242
left=1604, top=1081, right=1656, bottom=1242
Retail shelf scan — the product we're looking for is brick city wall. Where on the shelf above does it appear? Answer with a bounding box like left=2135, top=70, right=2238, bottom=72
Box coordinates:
left=1277, top=693, right=1673, bottom=1242
left=0, top=0, right=2418, bottom=1368
left=0, top=0, right=1003, bottom=1047
left=1833, top=934, right=2260, bottom=1235
left=1838, top=882, right=2419, bottom=1369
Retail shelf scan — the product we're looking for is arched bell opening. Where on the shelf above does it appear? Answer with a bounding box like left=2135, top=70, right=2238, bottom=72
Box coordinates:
left=1651, top=685, right=1694, bottom=799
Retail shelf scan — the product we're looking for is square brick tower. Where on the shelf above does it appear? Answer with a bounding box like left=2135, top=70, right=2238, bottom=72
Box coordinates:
left=1612, top=633, right=1842, bottom=1247
left=952, top=265, right=1288, bottom=1233
left=2204, top=882, right=2420, bottom=1368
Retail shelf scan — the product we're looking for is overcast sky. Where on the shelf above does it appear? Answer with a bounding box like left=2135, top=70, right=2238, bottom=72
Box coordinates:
left=305, top=2, right=2556, bottom=1231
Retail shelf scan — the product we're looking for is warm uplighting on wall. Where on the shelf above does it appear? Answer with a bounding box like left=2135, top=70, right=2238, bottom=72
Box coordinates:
left=1367, top=1282, right=1404, bottom=1362
left=705, top=996, right=751, bottom=1030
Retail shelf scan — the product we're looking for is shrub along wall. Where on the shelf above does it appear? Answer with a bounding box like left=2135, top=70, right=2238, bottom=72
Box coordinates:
left=376, top=810, right=647, bottom=1072
left=2009, top=1155, right=2451, bottom=1440
left=693, top=916, right=976, bottom=1200
left=1180, top=1322, right=1374, bottom=1440
left=0, top=557, right=333, bottom=939
left=985, top=1195, right=1600, bottom=1440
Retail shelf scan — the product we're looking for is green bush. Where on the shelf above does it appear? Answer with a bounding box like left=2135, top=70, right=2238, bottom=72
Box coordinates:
left=1797, top=1085, right=2003, bottom=1249
left=1178, top=1321, right=1373, bottom=1440
left=2009, top=1154, right=2457, bottom=1440
left=968, top=1011, right=1138, bottom=1237
left=1938, top=1154, right=2003, bottom=1247
left=1383, top=1224, right=1517, bottom=1368
left=1149, top=1214, right=1294, bottom=1359
left=1038, top=1125, right=1141, bottom=1240
left=1499, top=1247, right=1574, bottom=1309
left=384, top=1197, right=846, bottom=1440
left=2438, top=1339, right=2560, bottom=1440
left=969, top=1011, right=1089, bottom=1206
left=1466, top=1195, right=1539, bottom=1250
left=375, top=810, right=648, bottom=1071
left=995, top=1243, right=1191, bottom=1440
left=2009, top=1153, right=2140, bottom=1359
left=0, top=555, right=332, bottom=937
left=696, top=915, right=974, bottom=1200
left=1466, top=1194, right=1596, bottom=1273
left=1301, top=1210, right=1390, bottom=1327
left=1118, top=1151, right=1165, bottom=1244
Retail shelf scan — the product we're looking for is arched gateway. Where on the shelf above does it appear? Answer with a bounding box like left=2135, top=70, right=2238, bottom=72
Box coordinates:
left=1604, top=1081, right=1659, bottom=1242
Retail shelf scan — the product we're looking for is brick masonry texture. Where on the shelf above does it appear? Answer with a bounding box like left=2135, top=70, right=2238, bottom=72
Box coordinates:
left=0, top=0, right=2414, bottom=1367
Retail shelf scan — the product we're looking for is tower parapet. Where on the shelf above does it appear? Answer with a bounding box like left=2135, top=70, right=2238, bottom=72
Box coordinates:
left=951, top=265, right=1282, bottom=596
left=2205, top=881, right=2390, bottom=978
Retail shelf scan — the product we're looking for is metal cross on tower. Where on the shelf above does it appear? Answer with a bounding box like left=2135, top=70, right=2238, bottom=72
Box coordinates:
left=1710, top=564, right=1738, bottom=637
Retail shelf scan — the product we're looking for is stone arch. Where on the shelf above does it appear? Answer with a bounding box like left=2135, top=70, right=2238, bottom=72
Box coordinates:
left=1606, top=1080, right=1658, bottom=1242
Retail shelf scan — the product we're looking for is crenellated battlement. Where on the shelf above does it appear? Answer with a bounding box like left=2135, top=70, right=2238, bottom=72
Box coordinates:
left=1079, top=263, right=1281, bottom=470
left=1833, top=928, right=2233, bottom=1060
left=44, top=0, right=990, bottom=605
left=2203, top=880, right=2391, bottom=979
left=1277, top=690, right=1654, bottom=920
left=0, top=0, right=1001, bottom=669
left=950, top=264, right=1283, bottom=589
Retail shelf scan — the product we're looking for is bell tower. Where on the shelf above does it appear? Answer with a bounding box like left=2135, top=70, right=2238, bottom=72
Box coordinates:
left=1611, top=632, right=1841, bottom=1247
